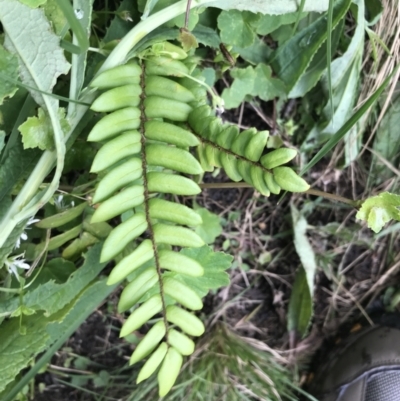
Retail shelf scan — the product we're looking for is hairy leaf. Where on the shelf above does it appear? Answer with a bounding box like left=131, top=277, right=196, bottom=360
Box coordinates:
left=0, top=0, right=71, bottom=107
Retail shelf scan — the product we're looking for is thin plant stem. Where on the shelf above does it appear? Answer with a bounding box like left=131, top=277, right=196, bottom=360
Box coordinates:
left=200, top=182, right=359, bottom=207
left=184, top=0, right=192, bottom=29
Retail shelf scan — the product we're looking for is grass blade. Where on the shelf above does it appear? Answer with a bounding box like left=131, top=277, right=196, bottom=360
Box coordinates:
left=301, top=63, right=400, bottom=175
left=291, top=0, right=306, bottom=35
left=56, top=0, right=89, bottom=52
left=327, top=0, right=334, bottom=119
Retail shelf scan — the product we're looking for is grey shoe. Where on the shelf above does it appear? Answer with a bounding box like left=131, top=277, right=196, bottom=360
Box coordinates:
left=312, top=326, right=400, bottom=401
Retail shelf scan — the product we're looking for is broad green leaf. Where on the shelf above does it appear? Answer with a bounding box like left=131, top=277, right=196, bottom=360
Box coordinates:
left=291, top=204, right=316, bottom=295
left=356, top=192, right=400, bottom=233
left=256, top=11, right=307, bottom=35
left=222, top=65, right=286, bottom=109
left=192, top=24, right=221, bottom=48
left=45, top=279, right=115, bottom=344
left=207, top=0, right=329, bottom=13
left=0, top=308, right=51, bottom=394
left=0, top=44, right=18, bottom=105
left=201, top=67, right=216, bottom=87
left=194, top=205, right=223, bottom=244
left=19, top=108, right=70, bottom=151
left=178, top=246, right=232, bottom=297
left=0, top=243, right=106, bottom=317
left=27, top=258, right=76, bottom=288
left=253, top=64, right=286, bottom=101
left=217, top=10, right=260, bottom=48
left=0, top=0, right=71, bottom=107
left=0, top=277, right=115, bottom=399
left=222, top=66, right=255, bottom=109
left=287, top=267, right=313, bottom=337
left=233, top=37, right=272, bottom=65
left=289, top=17, right=344, bottom=98
left=271, top=0, right=351, bottom=90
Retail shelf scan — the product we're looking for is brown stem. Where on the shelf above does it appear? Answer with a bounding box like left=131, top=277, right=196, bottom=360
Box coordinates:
left=305, top=188, right=360, bottom=207
left=139, top=62, right=169, bottom=340
left=200, top=182, right=252, bottom=189
left=184, top=0, right=192, bottom=29
left=200, top=182, right=360, bottom=207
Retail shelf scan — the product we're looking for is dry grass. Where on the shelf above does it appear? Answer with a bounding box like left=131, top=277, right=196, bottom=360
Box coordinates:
left=358, top=0, right=400, bottom=156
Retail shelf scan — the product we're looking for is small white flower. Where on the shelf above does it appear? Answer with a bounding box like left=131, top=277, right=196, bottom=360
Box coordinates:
left=54, top=195, right=65, bottom=210
left=14, top=217, right=40, bottom=249
left=54, top=194, right=75, bottom=210
left=5, top=253, right=30, bottom=281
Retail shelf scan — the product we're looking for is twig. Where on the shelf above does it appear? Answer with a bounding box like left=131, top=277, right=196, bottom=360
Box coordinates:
left=199, top=183, right=359, bottom=207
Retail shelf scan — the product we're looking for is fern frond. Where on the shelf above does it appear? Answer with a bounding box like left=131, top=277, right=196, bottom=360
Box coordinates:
left=87, top=43, right=211, bottom=396
left=188, top=105, right=310, bottom=195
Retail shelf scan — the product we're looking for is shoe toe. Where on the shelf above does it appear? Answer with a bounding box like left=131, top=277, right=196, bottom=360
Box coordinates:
left=313, top=326, right=400, bottom=401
